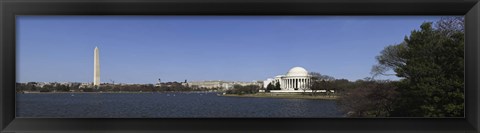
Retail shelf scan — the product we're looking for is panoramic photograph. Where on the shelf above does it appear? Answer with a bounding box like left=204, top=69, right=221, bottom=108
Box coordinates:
left=16, top=16, right=464, bottom=118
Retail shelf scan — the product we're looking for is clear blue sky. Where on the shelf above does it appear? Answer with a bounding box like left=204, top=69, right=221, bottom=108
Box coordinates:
left=17, top=16, right=449, bottom=84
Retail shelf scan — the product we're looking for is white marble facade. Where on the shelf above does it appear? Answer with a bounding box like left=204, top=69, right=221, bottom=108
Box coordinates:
left=265, top=67, right=312, bottom=90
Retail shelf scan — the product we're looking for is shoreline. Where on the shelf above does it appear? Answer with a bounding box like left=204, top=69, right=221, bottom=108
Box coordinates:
left=221, top=93, right=339, bottom=100
left=18, top=92, right=339, bottom=100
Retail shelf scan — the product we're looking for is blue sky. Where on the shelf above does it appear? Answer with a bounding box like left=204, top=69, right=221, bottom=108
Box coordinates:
left=17, top=16, right=448, bottom=84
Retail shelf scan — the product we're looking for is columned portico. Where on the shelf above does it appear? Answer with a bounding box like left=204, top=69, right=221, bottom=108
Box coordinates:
left=265, top=67, right=312, bottom=91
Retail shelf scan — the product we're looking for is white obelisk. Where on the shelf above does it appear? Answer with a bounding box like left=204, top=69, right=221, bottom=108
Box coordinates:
left=93, top=46, right=100, bottom=87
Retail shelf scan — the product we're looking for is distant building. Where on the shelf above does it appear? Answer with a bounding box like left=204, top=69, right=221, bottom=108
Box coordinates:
left=230, top=81, right=263, bottom=89
left=79, top=83, right=92, bottom=88
left=264, top=67, right=314, bottom=92
left=186, top=80, right=262, bottom=90
left=186, top=80, right=227, bottom=89
left=34, top=82, right=48, bottom=88
left=157, top=82, right=183, bottom=87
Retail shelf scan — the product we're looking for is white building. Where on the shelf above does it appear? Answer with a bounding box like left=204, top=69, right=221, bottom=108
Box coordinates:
left=186, top=80, right=262, bottom=90
left=264, top=67, right=314, bottom=92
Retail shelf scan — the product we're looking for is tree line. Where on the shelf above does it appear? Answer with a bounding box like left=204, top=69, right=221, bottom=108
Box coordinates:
left=225, top=84, right=261, bottom=94
left=16, top=82, right=217, bottom=93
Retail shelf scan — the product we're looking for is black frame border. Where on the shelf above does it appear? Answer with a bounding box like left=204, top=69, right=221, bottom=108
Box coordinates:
left=1, top=0, right=479, bottom=133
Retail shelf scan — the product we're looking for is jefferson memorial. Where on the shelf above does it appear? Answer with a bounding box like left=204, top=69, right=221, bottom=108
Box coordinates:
left=263, top=67, right=314, bottom=92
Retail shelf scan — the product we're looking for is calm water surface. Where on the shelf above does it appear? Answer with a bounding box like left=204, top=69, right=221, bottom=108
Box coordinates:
left=16, top=92, right=345, bottom=118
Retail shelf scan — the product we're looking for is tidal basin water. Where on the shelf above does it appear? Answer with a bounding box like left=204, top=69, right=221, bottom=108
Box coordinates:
left=16, top=92, right=344, bottom=118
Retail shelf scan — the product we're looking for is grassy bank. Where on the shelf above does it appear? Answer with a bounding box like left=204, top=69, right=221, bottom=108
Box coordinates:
left=221, top=93, right=338, bottom=100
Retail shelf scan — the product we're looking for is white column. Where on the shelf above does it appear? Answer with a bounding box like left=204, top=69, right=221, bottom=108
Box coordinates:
left=280, top=79, right=283, bottom=89
left=301, top=79, right=304, bottom=89
left=288, top=79, right=291, bottom=90
left=293, top=78, right=296, bottom=89
left=302, top=79, right=304, bottom=89
left=303, top=79, right=306, bottom=89
left=300, top=79, right=302, bottom=89
left=298, top=78, right=302, bottom=89
left=285, top=79, right=287, bottom=89
left=289, top=79, right=291, bottom=89
left=296, top=78, right=298, bottom=89
left=293, top=79, right=294, bottom=89
left=295, top=78, right=297, bottom=89
left=285, top=79, right=287, bottom=90
left=304, top=79, right=306, bottom=89
left=294, top=79, right=296, bottom=89
left=291, top=78, right=295, bottom=89
left=293, top=78, right=298, bottom=89
left=290, top=79, right=293, bottom=89
left=298, top=78, right=300, bottom=89
left=305, top=79, right=308, bottom=88
left=300, top=78, right=305, bottom=89
left=295, top=78, right=299, bottom=89
left=300, top=78, right=303, bottom=89
left=291, top=79, right=293, bottom=89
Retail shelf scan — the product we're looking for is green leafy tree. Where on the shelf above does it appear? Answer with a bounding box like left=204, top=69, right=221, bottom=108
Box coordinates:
left=275, top=82, right=281, bottom=90
left=226, top=85, right=260, bottom=94
left=386, top=20, right=464, bottom=117
left=266, top=83, right=274, bottom=91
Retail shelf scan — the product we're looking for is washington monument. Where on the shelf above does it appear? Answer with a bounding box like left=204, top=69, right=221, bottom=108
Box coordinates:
left=94, top=46, right=100, bottom=86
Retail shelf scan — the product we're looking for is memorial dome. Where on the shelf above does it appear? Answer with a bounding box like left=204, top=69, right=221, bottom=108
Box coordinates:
left=286, top=67, right=309, bottom=77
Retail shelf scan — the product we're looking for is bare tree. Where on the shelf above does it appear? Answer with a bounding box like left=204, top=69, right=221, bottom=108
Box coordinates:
left=435, top=16, right=464, bottom=36
left=309, top=72, right=335, bottom=81
left=337, top=82, right=397, bottom=117
left=371, top=42, right=407, bottom=79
